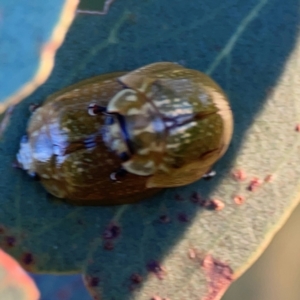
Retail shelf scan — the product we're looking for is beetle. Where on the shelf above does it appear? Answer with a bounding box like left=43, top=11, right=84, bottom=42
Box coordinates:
left=16, top=62, right=233, bottom=205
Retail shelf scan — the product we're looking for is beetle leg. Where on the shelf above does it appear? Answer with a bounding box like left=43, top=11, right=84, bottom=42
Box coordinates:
left=13, top=159, right=40, bottom=180
left=28, top=171, right=40, bottom=181
left=20, top=135, right=28, bottom=143
left=202, top=170, right=216, bottom=180
left=119, top=152, right=130, bottom=162
left=29, top=103, right=40, bottom=113
left=110, top=167, right=128, bottom=182
left=12, top=160, right=22, bottom=169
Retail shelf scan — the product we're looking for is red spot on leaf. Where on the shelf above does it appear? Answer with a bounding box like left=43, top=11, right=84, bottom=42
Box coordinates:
left=177, top=213, right=189, bottom=222
left=147, top=260, right=167, bottom=280
left=159, top=214, right=170, bottom=223
left=233, top=195, right=245, bottom=205
left=232, top=169, right=247, bottom=181
left=201, top=254, right=233, bottom=300
left=248, top=177, right=262, bottom=191
left=150, top=296, right=170, bottom=300
left=83, top=275, right=102, bottom=300
left=103, top=223, right=121, bottom=240
left=0, top=226, right=6, bottom=234
left=264, top=174, right=273, bottom=182
left=207, top=199, right=225, bottom=211
left=86, top=276, right=100, bottom=287
left=42, top=41, right=57, bottom=54
left=175, top=194, right=184, bottom=201
left=77, top=219, right=84, bottom=225
left=130, top=273, right=143, bottom=284
left=5, top=236, right=16, bottom=247
left=188, top=248, right=197, bottom=259
left=151, top=296, right=162, bottom=300
left=190, top=192, right=205, bottom=204
left=22, top=252, right=34, bottom=265
left=103, top=241, right=114, bottom=251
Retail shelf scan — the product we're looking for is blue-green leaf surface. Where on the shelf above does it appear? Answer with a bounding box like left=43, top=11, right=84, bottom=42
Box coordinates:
left=1, top=0, right=300, bottom=299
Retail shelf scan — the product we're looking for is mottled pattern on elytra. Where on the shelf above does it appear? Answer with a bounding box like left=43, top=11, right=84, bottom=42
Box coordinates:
left=17, top=63, right=233, bottom=204
left=22, top=72, right=157, bottom=204
left=165, top=114, right=224, bottom=168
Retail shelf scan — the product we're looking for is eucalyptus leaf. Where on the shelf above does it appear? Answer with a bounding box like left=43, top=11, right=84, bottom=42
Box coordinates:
left=1, top=0, right=299, bottom=299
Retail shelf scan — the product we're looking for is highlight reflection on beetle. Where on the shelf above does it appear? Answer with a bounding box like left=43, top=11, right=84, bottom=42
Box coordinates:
left=16, top=62, right=233, bottom=205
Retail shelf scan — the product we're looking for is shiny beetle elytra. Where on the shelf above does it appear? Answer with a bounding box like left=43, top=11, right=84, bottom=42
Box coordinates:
left=16, top=62, right=233, bottom=205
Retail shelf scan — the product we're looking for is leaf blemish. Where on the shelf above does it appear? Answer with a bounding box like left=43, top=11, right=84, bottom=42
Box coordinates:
left=130, top=273, right=143, bottom=284
left=159, top=214, right=171, bottom=224
left=147, top=260, right=167, bottom=280
left=0, top=226, right=6, bottom=235
left=247, top=177, right=262, bottom=192
left=264, top=174, right=274, bottom=182
left=86, top=276, right=100, bottom=287
left=232, top=169, right=247, bottom=181
left=177, top=213, right=189, bottom=222
left=191, top=192, right=208, bottom=206
left=188, top=248, right=197, bottom=260
left=83, top=276, right=102, bottom=300
left=201, top=254, right=233, bottom=300
left=175, top=194, right=185, bottom=201
left=103, top=241, right=114, bottom=251
left=233, top=195, right=245, bottom=205
left=103, top=223, right=121, bottom=240
left=5, top=236, right=16, bottom=247
left=150, top=296, right=162, bottom=300
left=190, top=191, right=203, bottom=204
left=207, top=199, right=225, bottom=211
left=21, top=252, right=34, bottom=266
left=77, top=218, right=84, bottom=225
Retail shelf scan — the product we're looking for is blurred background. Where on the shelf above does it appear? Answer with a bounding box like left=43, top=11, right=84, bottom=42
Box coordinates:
left=223, top=203, right=300, bottom=300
